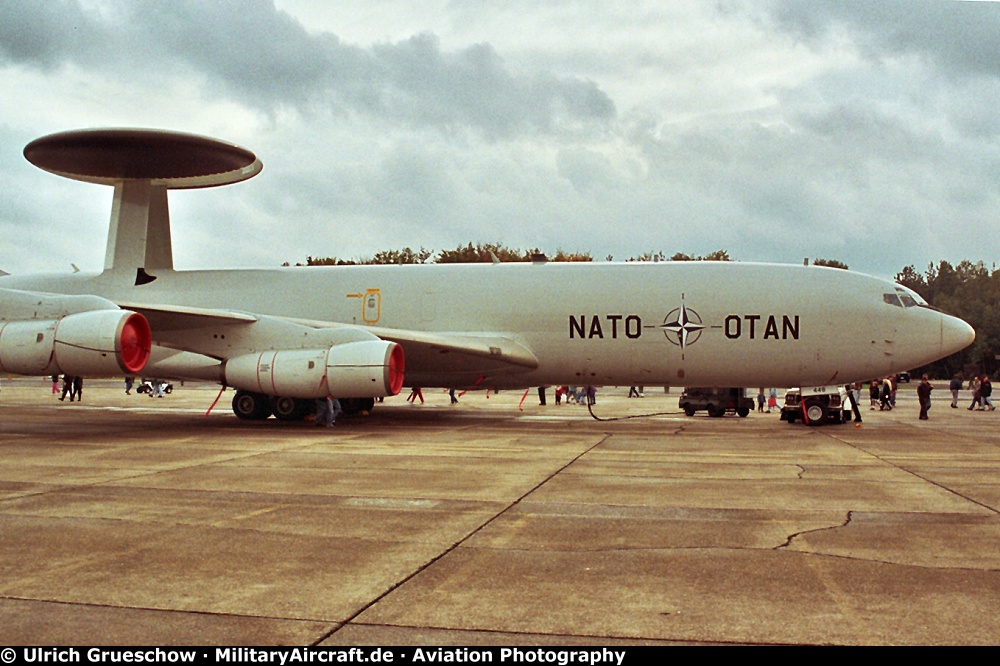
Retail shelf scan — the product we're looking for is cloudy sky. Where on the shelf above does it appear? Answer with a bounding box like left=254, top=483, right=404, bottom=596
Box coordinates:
left=1, top=0, right=998, bottom=279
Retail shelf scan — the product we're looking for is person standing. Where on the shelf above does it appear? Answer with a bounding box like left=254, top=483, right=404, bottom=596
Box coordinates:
left=949, top=374, right=962, bottom=408
left=968, top=376, right=982, bottom=411
left=981, top=376, right=994, bottom=411
left=844, top=384, right=862, bottom=423
left=880, top=377, right=894, bottom=411
left=917, top=375, right=933, bottom=420
left=314, top=396, right=341, bottom=427
left=314, top=397, right=329, bottom=426
left=59, top=375, right=74, bottom=402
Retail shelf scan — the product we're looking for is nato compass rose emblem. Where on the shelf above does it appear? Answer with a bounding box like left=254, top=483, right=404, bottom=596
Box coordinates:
left=647, top=296, right=707, bottom=360
left=661, top=304, right=705, bottom=348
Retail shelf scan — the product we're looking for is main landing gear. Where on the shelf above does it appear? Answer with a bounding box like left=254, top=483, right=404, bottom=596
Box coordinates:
left=231, top=390, right=375, bottom=421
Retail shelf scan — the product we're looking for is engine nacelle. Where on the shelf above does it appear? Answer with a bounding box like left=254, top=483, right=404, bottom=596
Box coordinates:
left=0, top=310, right=151, bottom=376
left=224, top=340, right=404, bottom=399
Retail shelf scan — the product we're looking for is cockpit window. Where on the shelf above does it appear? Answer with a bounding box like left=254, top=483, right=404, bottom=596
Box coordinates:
left=899, top=294, right=917, bottom=308
left=883, top=293, right=903, bottom=307
left=895, top=285, right=928, bottom=305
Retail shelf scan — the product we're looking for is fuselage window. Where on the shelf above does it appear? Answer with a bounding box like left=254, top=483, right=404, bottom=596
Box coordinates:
left=883, top=293, right=903, bottom=307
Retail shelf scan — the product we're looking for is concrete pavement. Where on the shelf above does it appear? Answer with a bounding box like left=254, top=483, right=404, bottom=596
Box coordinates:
left=0, top=380, right=996, bottom=645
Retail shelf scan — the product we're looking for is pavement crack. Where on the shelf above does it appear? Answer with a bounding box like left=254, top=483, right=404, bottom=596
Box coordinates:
left=777, top=510, right=853, bottom=550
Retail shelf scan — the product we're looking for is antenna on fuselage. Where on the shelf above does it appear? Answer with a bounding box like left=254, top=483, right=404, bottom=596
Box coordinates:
left=23, top=128, right=262, bottom=282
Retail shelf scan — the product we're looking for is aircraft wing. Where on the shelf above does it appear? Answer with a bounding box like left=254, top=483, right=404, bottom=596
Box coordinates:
left=282, top=317, right=540, bottom=374
left=117, top=301, right=259, bottom=330
left=116, top=302, right=538, bottom=382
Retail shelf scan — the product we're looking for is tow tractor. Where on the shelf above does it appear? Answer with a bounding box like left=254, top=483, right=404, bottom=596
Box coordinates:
left=779, top=386, right=847, bottom=426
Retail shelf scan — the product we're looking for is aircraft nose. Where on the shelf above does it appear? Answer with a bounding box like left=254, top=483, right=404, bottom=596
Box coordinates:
left=941, top=313, right=975, bottom=355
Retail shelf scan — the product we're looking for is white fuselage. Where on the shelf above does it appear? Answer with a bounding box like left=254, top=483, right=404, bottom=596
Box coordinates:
left=0, top=261, right=974, bottom=390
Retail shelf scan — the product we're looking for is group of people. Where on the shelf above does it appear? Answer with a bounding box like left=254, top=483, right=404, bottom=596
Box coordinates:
left=52, top=374, right=83, bottom=402
left=870, top=377, right=898, bottom=411
left=755, top=388, right=780, bottom=413
left=951, top=374, right=994, bottom=411
left=553, top=386, right=596, bottom=406
left=880, top=372, right=994, bottom=421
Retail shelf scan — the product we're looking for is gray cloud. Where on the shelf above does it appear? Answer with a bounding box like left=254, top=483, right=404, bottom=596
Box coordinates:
left=0, top=0, right=615, bottom=136
left=0, top=1, right=98, bottom=68
left=767, top=0, right=1000, bottom=81
left=1, top=0, right=998, bottom=278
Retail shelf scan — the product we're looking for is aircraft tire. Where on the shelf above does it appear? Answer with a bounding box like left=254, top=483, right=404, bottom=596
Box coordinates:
left=804, top=400, right=826, bottom=426
left=271, top=396, right=312, bottom=421
left=233, top=390, right=272, bottom=420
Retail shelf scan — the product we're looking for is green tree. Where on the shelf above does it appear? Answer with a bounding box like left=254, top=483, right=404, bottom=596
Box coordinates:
left=666, top=250, right=731, bottom=262
left=628, top=251, right=667, bottom=262
left=303, top=256, right=359, bottom=266
left=702, top=250, right=731, bottom=262
left=905, top=260, right=999, bottom=378
left=436, top=242, right=534, bottom=263
left=303, top=246, right=433, bottom=266
left=895, top=264, right=925, bottom=293
left=370, top=247, right=434, bottom=264
left=551, top=249, right=593, bottom=262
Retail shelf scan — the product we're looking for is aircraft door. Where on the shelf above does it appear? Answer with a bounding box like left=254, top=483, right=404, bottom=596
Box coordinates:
left=363, top=289, right=381, bottom=324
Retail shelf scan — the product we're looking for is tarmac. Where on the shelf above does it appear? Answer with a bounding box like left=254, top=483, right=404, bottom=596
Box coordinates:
left=0, top=379, right=997, bottom=646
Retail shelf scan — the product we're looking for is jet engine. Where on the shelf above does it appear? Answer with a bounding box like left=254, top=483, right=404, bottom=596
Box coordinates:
left=224, top=340, right=404, bottom=399
left=0, top=309, right=151, bottom=376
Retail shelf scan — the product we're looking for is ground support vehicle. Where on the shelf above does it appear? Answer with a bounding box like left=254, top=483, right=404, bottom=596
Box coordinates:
left=780, top=386, right=846, bottom=425
left=679, top=387, right=753, bottom=417
left=136, top=379, right=173, bottom=396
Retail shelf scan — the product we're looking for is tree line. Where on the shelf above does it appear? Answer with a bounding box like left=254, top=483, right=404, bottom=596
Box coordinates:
left=290, top=243, right=749, bottom=266
left=292, top=243, right=849, bottom=266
